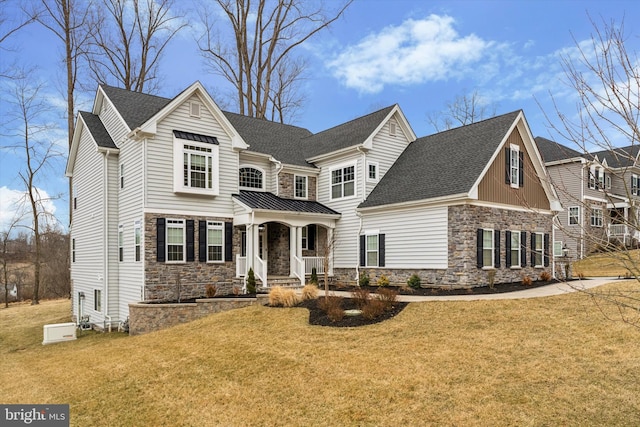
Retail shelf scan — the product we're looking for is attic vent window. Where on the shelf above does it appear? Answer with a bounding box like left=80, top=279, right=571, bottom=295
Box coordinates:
left=190, top=101, right=201, bottom=118
left=389, top=120, right=397, bottom=136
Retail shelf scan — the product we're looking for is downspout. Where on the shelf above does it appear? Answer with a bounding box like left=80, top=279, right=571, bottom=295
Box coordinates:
left=581, top=162, right=585, bottom=259
left=103, top=150, right=112, bottom=332
left=355, top=146, right=367, bottom=282
left=552, top=211, right=560, bottom=279
left=141, top=138, right=147, bottom=302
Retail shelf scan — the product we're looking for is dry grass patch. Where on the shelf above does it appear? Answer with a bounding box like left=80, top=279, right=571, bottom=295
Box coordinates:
left=574, top=249, right=640, bottom=277
left=2, top=284, right=640, bottom=426
left=268, top=285, right=299, bottom=307
left=300, top=284, right=318, bottom=300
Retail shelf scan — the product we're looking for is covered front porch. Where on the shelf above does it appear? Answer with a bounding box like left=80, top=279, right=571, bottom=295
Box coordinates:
left=233, top=191, right=340, bottom=288
left=607, top=201, right=640, bottom=244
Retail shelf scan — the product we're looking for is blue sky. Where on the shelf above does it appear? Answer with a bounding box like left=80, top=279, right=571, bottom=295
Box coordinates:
left=1, top=0, right=639, bottom=232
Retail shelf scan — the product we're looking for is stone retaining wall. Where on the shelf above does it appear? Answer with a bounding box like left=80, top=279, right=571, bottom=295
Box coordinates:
left=129, top=296, right=269, bottom=335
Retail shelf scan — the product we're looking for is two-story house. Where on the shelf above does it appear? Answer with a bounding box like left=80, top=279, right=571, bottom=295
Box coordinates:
left=536, top=137, right=640, bottom=260
left=66, top=82, right=560, bottom=330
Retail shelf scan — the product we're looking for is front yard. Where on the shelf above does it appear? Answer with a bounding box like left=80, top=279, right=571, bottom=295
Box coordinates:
left=1, top=285, right=639, bottom=426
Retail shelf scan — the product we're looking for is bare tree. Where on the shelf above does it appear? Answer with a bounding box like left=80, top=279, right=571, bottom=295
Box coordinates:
left=427, top=90, right=498, bottom=132
left=0, top=1, right=38, bottom=79
left=543, top=16, right=640, bottom=328
left=35, top=0, right=96, bottom=224
left=1, top=213, right=25, bottom=307
left=87, top=0, right=186, bottom=93
left=6, top=78, right=62, bottom=305
left=198, top=0, right=352, bottom=123
left=40, top=225, right=70, bottom=298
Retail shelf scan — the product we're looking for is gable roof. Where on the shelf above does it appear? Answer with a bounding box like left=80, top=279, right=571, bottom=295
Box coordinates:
left=233, top=191, right=339, bottom=215
left=359, top=110, right=522, bottom=208
left=78, top=111, right=117, bottom=149
left=303, top=105, right=396, bottom=159
left=534, top=136, right=583, bottom=163
left=100, top=85, right=172, bottom=130
left=222, top=111, right=313, bottom=167
left=591, top=145, right=640, bottom=169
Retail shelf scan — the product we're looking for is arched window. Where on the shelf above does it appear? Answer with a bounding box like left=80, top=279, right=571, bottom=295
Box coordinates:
left=239, top=167, right=263, bottom=189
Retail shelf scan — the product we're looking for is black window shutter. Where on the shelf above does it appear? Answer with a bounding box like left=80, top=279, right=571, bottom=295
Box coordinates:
left=225, top=222, right=233, bottom=262
left=156, top=218, right=166, bottom=262
left=378, top=234, right=385, bottom=267
left=198, top=221, right=207, bottom=261
left=530, top=232, right=536, bottom=266
left=505, top=147, right=511, bottom=184
left=518, top=151, right=524, bottom=187
left=544, top=233, right=550, bottom=267
left=308, top=225, right=316, bottom=251
left=494, top=230, right=500, bottom=268
left=477, top=229, right=484, bottom=268
left=520, top=231, right=527, bottom=267
left=595, top=169, right=600, bottom=189
left=505, top=231, right=512, bottom=267
left=359, top=235, right=366, bottom=267
left=186, top=220, right=195, bottom=262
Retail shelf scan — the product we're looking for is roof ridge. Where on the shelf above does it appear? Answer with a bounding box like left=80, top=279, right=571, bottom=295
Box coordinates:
left=304, top=104, right=396, bottom=139
left=418, top=109, right=522, bottom=140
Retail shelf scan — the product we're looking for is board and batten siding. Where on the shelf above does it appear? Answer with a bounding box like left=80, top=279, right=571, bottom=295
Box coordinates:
left=361, top=206, right=448, bottom=269
left=70, top=129, right=108, bottom=325
left=364, top=115, right=412, bottom=197
left=145, top=94, right=238, bottom=215
left=478, top=128, right=550, bottom=210
left=116, top=135, right=145, bottom=319
left=316, top=152, right=362, bottom=268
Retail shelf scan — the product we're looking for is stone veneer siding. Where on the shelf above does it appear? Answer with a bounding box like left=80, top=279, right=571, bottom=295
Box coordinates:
left=144, top=213, right=243, bottom=301
left=128, top=296, right=269, bottom=335
left=267, top=222, right=290, bottom=275
left=333, top=205, right=553, bottom=288
left=279, top=172, right=317, bottom=200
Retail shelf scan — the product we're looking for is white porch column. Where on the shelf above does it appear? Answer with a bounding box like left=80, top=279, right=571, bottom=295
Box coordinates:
left=246, top=225, right=254, bottom=271
left=253, top=224, right=260, bottom=261
left=327, top=227, right=334, bottom=276
left=289, top=226, right=297, bottom=277
left=296, top=226, right=303, bottom=259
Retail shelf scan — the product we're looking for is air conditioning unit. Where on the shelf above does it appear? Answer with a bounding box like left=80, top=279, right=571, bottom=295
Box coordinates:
left=42, top=322, right=77, bottom=345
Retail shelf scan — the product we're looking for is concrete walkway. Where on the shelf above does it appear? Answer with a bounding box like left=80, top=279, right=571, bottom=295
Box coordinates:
left=320, top=277, right=626, bottom=302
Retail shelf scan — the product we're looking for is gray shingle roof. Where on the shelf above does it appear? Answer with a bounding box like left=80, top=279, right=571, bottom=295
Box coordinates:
left=79, top=111, right=117, bottom=149
left=173, top=130, right=219, bottom=145
left=592, top=145, right=640, bottom=169
left=359, top=110, right=522, bottom=208
left=233, top=191, right=339, bottom=215
left=100, top=84, right=172, bottom=130
left=534, top=136, right=583, bottom=163
left=302, top=105, right=396, bottom=158
left=221, top=111, right=313, bottom=167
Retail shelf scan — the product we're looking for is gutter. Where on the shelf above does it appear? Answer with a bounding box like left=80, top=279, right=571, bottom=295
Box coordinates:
left=103, top=150, right=112, bottom=332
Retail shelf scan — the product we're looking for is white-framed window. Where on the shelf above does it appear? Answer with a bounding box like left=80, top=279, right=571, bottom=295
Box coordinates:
left=483, top=229, right=494, bottom=268
left=554, top=241, right=563, bottom=257
left=590, top=207, right=603, bottom=227
left=173, top=136, right=219, bottom=196
left=331, top=164, right=355, bottom=199
left=533, top=232, right=544, bottom=267
left=295, top=175, right=308, bottom=199
left=119, top=163, right=124, bottom=189
left=366, top=234, right=379, bottom=267
left=605, top=174, right=611, bottom=190
left=389, top=120, right=397, bottom=136
left=118, top=224, right=124, bottom=262
left=632, top=174, right=639, bottom=196
left=510, top=144, right=520, bottom=188
left=510, top=231, right=521, bottom=268
left=239, top=167, right=264, bottom=190
left=166, top=219, right=185, bottom=262
left=302, top=226, right=308, bottom=250
left=207, top=221, right=224, bottom=262
left=190, top=101, right=201, bottom=118
left=134, top=220, right=142, bottom=262
left=367, top=161, right=378, bottom=182
left=589, top=165, right=606, bottom=190
left=569, top=206, right=580, bottom=226
left=72, top=238, right=76, bottom=263
left=94, top=289, right=102, bottom=312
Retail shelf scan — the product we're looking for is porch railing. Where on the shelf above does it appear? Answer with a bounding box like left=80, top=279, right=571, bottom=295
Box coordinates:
left=254, top=256, right=267, bottom=285
left=236, top=255, right=247, bottom=278
left=303, top=257, right=325, bottom=275
left=292, top=255, right=305, bottom=286
left=608, top=224, right=627, bottom=237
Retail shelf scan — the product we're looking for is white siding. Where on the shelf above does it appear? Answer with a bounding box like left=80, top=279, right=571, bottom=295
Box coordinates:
left=362, top=206, right=448, bottom=268
left=365, top=115, right=411, bottom=197
left=238, top=155, right=274, bottom=193
left=105, top=154, right=119, bottom=322
left=99, top=98, right=129, bottom=146
left=547, top=162, right=585, bottom=259
left=145, top=94, right=237, bottom=215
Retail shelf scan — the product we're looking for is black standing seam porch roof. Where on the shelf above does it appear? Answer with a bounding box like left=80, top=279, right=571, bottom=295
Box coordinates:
left=233, top=191, right=340, bottom=215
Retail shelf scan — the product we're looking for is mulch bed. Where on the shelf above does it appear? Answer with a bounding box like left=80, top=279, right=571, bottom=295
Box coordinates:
left=296, top=297, right=408, bottom=328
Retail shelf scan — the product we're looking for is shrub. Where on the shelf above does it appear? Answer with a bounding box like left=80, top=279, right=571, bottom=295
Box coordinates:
left=376, top=287, right=398, bottom=311
left=361, top=299, right=385, bottom=320
left=269, top=286, right=299, bottom=307
left=232, top=286, right=241, bottom=296
left=577, top=271, right=585, bottom=279
left=310, top=267, right=318, bottom=286
left=358, top=271, right=370, bottom=287
left=539, top=271, right=552, bottom=282
left=377, top=274, right=390, bottom=287
left=487, top=269, right=496, bottom=289
left=301, top=284, right=318, bottom=301
left=351, top=287, right=370, bottom=309
left=246, top=268, right=257, bottom=294
left=522, top=275, right=533, bottom=286
left=205, top=284, right=217, bottom=298
left=319, top=296, right=344, bottom=322
left=407, top=274, right=421, bottom=290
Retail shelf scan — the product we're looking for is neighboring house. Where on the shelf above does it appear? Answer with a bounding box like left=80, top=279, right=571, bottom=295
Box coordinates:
left=66, top=82, right=560, bottom=329
left=536, top=137, right=640, bottom=260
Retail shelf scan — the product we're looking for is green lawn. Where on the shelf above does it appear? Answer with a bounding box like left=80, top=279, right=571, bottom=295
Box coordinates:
left=1, top=287, right=639, bottom=426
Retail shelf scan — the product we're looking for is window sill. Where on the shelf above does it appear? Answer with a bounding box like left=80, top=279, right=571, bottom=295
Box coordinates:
left=509, top=266, right=522, bottom=270
left=174, top=187, right=218, bottom=197
left=481, top=266, right=496, bottom=270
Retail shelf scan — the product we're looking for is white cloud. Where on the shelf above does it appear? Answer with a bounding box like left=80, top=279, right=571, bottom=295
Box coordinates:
left=0, top=186, right=57, bottom=233
left=327, top=15, right=493, bottom=93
